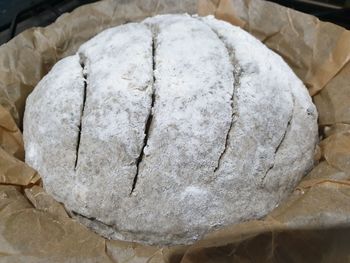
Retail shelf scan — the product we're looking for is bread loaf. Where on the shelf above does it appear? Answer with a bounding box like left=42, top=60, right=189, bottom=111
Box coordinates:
left=23, top=14, right=318, bottom=245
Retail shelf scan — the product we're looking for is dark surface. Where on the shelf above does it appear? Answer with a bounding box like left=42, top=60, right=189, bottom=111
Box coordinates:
left=268, top=0, right=350, bottom=29
left=0, top=0, right=98, bottom=45
left=0, top=0, right=48, bottom=30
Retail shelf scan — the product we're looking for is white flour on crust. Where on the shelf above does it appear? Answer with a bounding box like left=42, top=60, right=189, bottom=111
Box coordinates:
left=23, top=14, right=318, bottom=245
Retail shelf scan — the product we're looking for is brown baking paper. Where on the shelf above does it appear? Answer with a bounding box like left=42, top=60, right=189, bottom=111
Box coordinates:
left=0, top=0, right=349, bottom=262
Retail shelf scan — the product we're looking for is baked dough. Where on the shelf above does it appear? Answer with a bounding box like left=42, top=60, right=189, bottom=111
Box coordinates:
left=23, top=14, right=318, bottom=245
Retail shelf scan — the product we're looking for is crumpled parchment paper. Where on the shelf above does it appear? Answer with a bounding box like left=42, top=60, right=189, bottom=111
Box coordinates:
left=0, top=0, right=349, bottom=262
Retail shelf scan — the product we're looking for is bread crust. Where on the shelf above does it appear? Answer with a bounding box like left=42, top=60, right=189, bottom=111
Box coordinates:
left=24, top=14, right=318, bottom=245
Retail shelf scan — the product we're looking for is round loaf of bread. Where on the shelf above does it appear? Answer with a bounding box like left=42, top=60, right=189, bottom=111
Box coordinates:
left=23, top=14, right=318, bottom=245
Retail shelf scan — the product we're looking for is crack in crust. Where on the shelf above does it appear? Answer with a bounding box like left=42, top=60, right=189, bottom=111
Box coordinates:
left=72, top=211, right=115, bottom=228
left=129, top=31, right=157, bottom=195
left=260, top=93, right=295, bottom=185
left=74, top=54, right=88, bottom=170
left=214, top=65, right=242, bottom=172
left=199, top=17, right=295, bottom=183
left=204, top=23, right=243, bottom=173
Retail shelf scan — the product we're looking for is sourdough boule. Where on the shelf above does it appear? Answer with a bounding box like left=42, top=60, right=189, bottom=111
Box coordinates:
left=23, top=14, right=318, bottom=245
